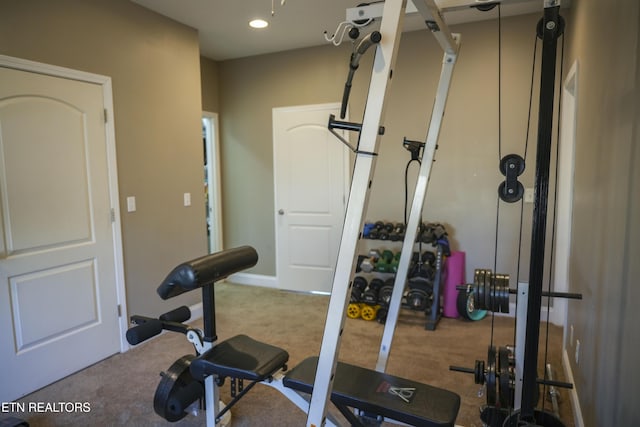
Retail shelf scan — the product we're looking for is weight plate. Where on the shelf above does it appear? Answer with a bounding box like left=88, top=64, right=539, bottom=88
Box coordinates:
left=494, top=274, right=510, bottom=313
left=456, top=288, right=487, bottom=321
left=498, top=346, right=513, bottom=408
left=486, top=345, right=497, bottom=406
left=347, top=303, right=362, bottom=319
left=154, top=355, right=200, bottom=422
left=475, top=270, right=485, bottom=311
left=484, top=269, right=492, bottom=312
left=361, top=304, right=379, bottom=321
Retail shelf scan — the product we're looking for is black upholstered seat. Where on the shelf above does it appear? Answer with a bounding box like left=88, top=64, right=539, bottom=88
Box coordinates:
left=190, top=334, right=289, bottom=382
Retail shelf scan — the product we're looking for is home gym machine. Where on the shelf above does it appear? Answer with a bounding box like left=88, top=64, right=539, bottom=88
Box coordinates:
left=311, top=0, right=461, bottom=425
left=446, top=1, right=582, bottom=426
left=127, top=3, right=464, bottom=426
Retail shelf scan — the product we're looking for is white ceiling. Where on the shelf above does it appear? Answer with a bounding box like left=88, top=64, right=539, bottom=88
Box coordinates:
left=130, top=0, right=560, bottom=61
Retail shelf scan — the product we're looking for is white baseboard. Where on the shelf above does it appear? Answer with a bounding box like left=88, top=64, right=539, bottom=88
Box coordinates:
left=227, top=272, right=278, bottom=289
left=562, top=348, right=585, bottom=427
left=188, top=302, right=203, bottom=322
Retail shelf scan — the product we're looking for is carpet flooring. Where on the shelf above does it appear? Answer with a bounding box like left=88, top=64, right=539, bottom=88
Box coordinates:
left=6, top=282, right=574, bottom=427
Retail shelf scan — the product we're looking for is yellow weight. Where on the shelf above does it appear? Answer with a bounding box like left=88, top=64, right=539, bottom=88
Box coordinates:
left=360, top=304, right=379, bottom=321
left=347, top=303, right=362, bottom=319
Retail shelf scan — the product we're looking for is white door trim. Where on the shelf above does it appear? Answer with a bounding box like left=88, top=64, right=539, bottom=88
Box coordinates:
left=552, top=60, right=579, bottom=328
left=0, top=54, right=128, bottom=352
left=203, top=111, right=223, bottom=253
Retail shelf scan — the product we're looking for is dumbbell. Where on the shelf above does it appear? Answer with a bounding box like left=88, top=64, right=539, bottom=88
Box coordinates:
left=389, top=223, right=406, bottom=241
left=362, top=278, right=384, bottom=304
left=351, top=276, right=368, bottom=303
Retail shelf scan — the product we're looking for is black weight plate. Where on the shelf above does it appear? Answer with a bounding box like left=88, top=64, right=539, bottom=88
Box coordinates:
left=457, top=288, right=487, bottom=321
left=484, top=270, right=493, bottom=312
left=498, top=346, right=512, bottom=408
left=154, top=354, right=199, bottom=422
left=486, top=345, right=497, bottom=406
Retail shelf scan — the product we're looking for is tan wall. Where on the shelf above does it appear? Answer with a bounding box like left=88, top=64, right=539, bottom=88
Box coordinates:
left=200, top=56, right=220, bottom=113
left=0, top=0, right=208, bottom=317
left=218, top=12, right=546, bottom=282
left=563, top=1, right=640, bottom=425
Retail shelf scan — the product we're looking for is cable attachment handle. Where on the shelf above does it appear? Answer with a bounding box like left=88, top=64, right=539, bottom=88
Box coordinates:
left=403, top=137, right=426, bottom=161
left=498, top=154, right=525, bottom=203
left=340, top=30, right=382, bottom=119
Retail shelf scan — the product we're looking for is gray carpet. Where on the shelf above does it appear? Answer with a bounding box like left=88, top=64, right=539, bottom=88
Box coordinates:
left=7, top=282, right=574, bottom=427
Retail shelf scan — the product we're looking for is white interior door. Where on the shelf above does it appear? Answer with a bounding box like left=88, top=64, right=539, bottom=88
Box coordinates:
left=0, top=64, right=122, bottom=401
left=273, top=104, right=349, bottom=293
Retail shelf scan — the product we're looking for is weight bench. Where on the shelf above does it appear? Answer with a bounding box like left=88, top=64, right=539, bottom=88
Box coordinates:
left=283, top=356, right=460, bottom=427
left=128, top=246, right=460, bottom=426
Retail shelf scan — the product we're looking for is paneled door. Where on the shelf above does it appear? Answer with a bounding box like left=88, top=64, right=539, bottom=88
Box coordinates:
left=273, top=103, right=349, bottom=293
left=0, top=63, right=122, bottom=401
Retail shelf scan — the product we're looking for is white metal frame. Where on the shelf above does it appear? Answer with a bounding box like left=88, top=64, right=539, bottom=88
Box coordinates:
left=306, top=1, right=408, bottom=424
left=376, top=40, right=459, bottom=373
left=306, top=1, right=461, bottom=425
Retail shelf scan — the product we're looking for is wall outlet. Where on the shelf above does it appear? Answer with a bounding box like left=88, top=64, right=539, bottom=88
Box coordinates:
left=575, top=339, right=580, bottom=364
left=127, top=196, right=136, bottom=212
left=524, top=188, right=534, bottom=203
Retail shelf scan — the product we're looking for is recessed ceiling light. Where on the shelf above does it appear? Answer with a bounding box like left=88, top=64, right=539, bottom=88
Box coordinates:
left=249, top=19, right=269, bottom=29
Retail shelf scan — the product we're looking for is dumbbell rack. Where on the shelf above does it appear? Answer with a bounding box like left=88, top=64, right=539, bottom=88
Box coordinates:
left=355, top=221, right=449, bottom=330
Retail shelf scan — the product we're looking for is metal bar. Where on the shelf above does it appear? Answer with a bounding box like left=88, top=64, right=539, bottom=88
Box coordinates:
left=410, top=0, right=458, bottom=55
left=375, top=44, right=458, bottom=372
left=520, top=4, right=562, bottom=421
left=514, top=282, right=528, bottom=410
left=306, top=2, right=407, bottom=426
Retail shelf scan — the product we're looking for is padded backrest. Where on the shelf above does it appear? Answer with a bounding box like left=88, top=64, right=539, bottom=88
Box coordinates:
left=157, top=246, right=258, bottom=299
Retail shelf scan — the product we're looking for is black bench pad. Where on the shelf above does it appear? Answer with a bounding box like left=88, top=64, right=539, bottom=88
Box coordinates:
left=283, top=356, right=460, bottom=427
left=190, top=334, right=289, bottom=382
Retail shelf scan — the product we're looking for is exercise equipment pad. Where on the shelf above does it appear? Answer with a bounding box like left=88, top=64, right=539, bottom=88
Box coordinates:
left=283, top=356, right=460, bottom=427
left=190, top=334, right=289, bottom=382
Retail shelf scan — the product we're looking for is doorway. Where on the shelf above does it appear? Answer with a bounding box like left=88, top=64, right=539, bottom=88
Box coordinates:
left=203, top=111, right=223, bottom=253
left=0, top=55, right=126, bottom=402
left=552, top=60, right=578, bottom=328
left=273, top=103, right=350, bottom=293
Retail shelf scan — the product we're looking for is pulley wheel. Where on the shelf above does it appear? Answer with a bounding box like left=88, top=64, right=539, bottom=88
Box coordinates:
left=456, top=287, right=487, bottom=321
left=347, top=303, right=362, bottom=319
left=499, top=154, right=525, bottom=176
left=154, top=354, right=202, bottom=422
left=498, top=181, right=525, bottom=203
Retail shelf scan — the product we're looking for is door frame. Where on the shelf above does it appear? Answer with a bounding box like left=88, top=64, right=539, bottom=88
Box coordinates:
left=203, top=111, right=223, bottom=253
left=0, top=54, right=128, bottom=351
left=272, top=102, right=350, bottom=293
left=552, top=60, right=578, bottom=328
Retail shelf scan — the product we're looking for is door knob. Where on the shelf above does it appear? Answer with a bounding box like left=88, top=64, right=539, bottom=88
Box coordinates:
left=278, top=209, right=285, bottom=215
